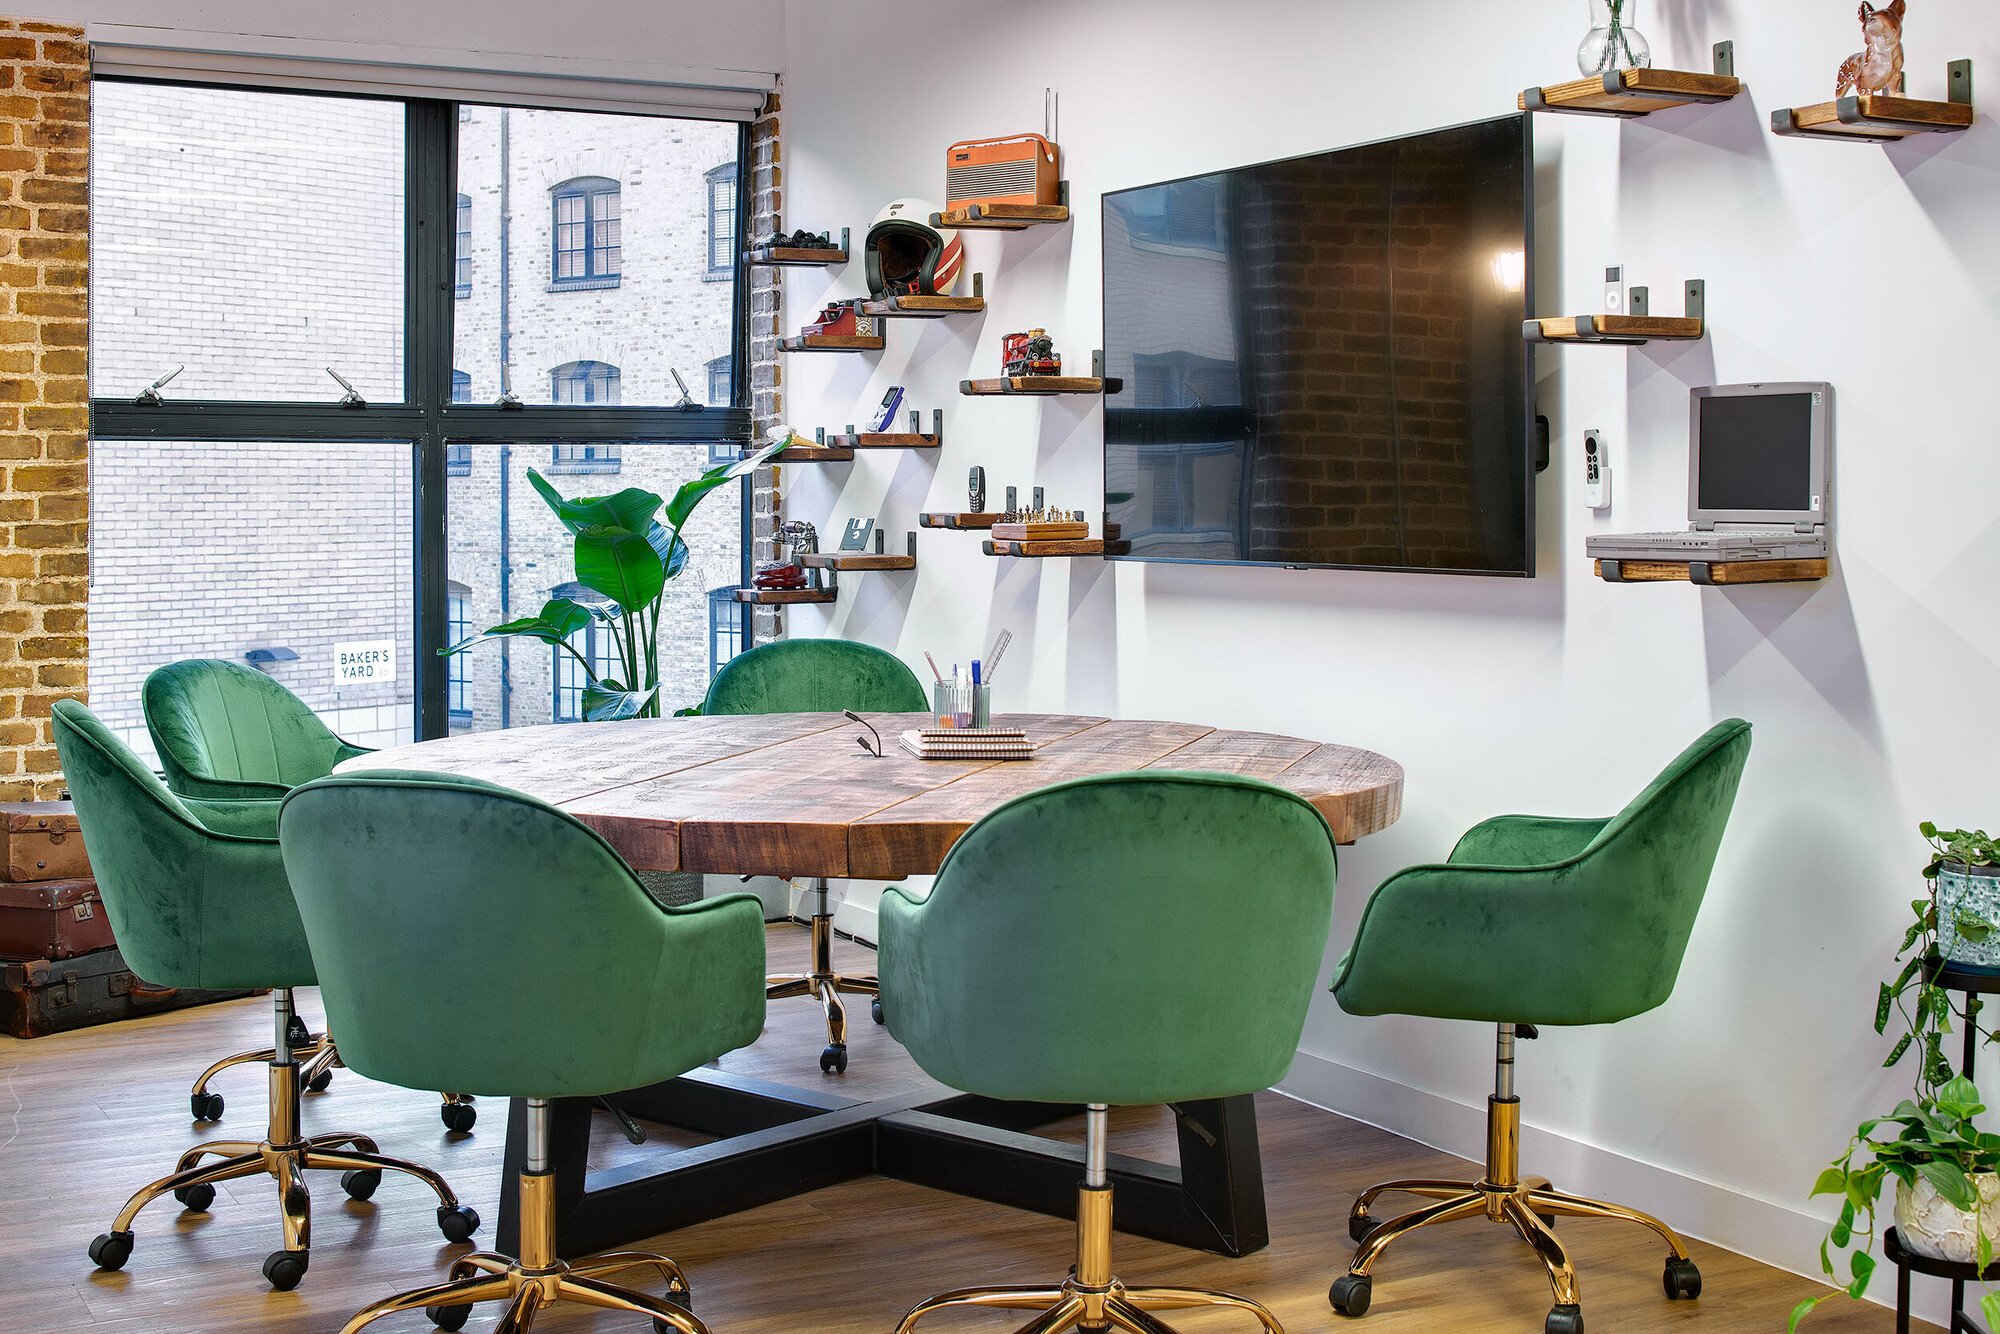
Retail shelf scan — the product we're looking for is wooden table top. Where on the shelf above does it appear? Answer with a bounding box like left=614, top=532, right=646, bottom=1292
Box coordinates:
left=345, top=714, right=1404, bottom=878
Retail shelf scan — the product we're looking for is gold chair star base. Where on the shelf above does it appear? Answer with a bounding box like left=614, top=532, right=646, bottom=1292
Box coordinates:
left=1329, top=1024, right=1700, bottom=1333
left=766, top=877, right=879, bottom=1073
left=340, top=1102, right=705, bottom=1334
left=191, top=1031, right=475, bottom=1131
left=90, top=990, right=476, bottom=1289
left=898, top=1107, right=1282, bottom=1334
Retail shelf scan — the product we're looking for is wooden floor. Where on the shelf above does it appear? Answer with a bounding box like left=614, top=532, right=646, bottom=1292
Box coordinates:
left=2, top=924, right=1899, bottom=1334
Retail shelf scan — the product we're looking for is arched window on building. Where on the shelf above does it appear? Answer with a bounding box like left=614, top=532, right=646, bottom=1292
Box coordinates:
left=446, top=581, right=473, bottom=723
left=705, top=162, right=737, bottom=277
left=549, top=361, right=622, bottom=473
left=455, top=193, right=472, bottom=297
left=550, top=176, right=621, bottom=288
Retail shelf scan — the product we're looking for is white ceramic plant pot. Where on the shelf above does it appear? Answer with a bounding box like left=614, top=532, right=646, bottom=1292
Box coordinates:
left=1894, top=1172, right=2000, bottom=1261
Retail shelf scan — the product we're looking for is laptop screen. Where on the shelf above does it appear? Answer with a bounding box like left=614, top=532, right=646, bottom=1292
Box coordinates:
left=1696, top=392, right=1814, bottom=512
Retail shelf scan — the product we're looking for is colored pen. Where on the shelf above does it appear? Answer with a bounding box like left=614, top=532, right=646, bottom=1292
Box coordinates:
left=972, top=660, right=981, bottom=686
left=924, top=651, right=943, bottom=682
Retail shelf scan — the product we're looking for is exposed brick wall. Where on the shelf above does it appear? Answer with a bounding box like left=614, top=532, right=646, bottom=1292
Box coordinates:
left=747, top=89, right=782, bottom=642
left=0, top=17, right=86, bottom=799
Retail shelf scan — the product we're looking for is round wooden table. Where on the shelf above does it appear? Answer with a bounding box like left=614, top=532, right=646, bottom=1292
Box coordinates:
left=342, top=712, right=1404, bottom=1263
left=348, top=711, right=1404, bottom=877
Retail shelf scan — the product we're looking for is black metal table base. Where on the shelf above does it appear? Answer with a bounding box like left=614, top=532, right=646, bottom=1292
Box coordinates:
left=498, top=1068, right=1268, bottom=1259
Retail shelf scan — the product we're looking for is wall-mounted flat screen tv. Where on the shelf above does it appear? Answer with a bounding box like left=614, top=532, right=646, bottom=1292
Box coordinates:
left=1102, top=114, right=1535, bottom=576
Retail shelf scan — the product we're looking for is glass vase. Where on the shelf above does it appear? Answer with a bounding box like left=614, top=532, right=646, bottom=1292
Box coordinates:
left=1577, top=0, right=1652, bottom=76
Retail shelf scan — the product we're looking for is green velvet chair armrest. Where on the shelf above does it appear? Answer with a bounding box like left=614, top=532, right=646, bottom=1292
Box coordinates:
left=181, top=795, right=284, bottom=840
left=334, top=741, right=374, bottom=766
left=881, top=881, right=931, bottom=911
left=170, top=773, right=297, bottom=802
left=1448, top=815, right=1610, bottom=867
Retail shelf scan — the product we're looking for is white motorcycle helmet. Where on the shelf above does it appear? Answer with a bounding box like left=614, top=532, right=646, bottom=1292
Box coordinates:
left=865, top=198, right=963, bottom=299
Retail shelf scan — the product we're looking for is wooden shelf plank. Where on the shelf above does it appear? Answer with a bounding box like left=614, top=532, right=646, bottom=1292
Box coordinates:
left=931, top=202, right=1070, bottom=231
left=991, top=521, right=1088, bottom=541
left=859, top=294, right=986, bottom=319
left=731, top=587, right=838, bottom=604
left=919, top=512, right=1001, bottom=530
left=745, top=244, right=848, bottom=266
left=1773, top=92, right=1974, bottom=141
left=960, top=376, right=1120, bottom=395
left=774, top=445, right=854, bottom=463
left=798, top=553, right=916, bottom=572
left=780, top=334, right=884, bottom=353
left=984, top=538, right=1130, bottom=558
left=1522, top=67, right=1740, bottom=117
left=832, top=432, right=941, bottom=449
left=1594, top=557, right=1827, bottom=585
left=1525, top=315, right=1704, bottom=345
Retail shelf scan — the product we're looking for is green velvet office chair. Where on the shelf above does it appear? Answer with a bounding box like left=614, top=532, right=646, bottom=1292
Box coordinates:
left=1324, top=719, right=1753, bottom=1334
left=51, top=700, right=479, bottom=1292
left=278, top=770, right=767, bottom=1334
left=879, top=771, right=1339, bottom=1334
left=702, top=637, right=929, bottom=1074
left=144, top=658, right=477, bottom=1132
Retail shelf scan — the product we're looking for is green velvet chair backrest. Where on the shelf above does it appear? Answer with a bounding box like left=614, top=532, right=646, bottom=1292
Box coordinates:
left=1331, top=718, right=1753, bottom=1027
left=144, top=658, right=371, bottom=801
left=701, top=638, right=928, bottom=717
left=49, top=699, right=313, bottom=992
left=278, top=771, right=768, bottom=1099
left=879, top=771, right=1339, bottom=1106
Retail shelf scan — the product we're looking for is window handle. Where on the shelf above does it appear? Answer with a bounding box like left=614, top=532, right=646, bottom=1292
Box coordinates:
left=325, top=367, right=367, bottom=410
left=135, top=365, right=183, bottom=406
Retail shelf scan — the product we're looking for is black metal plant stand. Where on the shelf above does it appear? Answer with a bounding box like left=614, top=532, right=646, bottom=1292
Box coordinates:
left=1887, top=957, right=2000, bottom=1334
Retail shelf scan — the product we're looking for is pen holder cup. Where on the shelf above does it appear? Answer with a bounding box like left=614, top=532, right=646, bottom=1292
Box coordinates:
left=933, top=681, right=992, bottom=730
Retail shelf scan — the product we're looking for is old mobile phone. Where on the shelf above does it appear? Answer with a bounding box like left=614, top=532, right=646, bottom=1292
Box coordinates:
left=969, top=466, right=986, bottom=512
left=869, top=385, right=905, bottom=433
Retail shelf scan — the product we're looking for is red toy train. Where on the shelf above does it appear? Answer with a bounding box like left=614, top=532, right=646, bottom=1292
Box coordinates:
left=1002, top=329, right=1061, bottom=377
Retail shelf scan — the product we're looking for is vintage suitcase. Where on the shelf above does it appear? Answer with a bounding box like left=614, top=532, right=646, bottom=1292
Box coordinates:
left=0, top=877, right=115, bottom=959
left=1, top=801, right=91, bottom=882
left=1, top=946, right=261, bottom=1039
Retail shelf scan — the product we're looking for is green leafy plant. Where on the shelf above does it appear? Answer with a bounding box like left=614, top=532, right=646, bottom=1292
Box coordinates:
left=443, top=441, right=781, bottom=721
left=1791, top=824, right=2000, bottom=1332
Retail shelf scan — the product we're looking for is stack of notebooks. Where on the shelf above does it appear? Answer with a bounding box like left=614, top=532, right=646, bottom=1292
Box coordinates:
left=899, top=726, right=1034, bottom=761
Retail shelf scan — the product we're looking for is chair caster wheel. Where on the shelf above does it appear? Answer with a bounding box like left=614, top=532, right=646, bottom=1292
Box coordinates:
left=652, top=1285, right=695, bottom=1332
left=442, top=1100, right=477, bottom=1133
left=871, top=998, right=885, bottom=1025
left=190, top=1091, right=224, bottom=1121
left=1663, top=1256, right=1701, bottom=1300
left=1348, top=1213, right=1380, bottom=1244
left=1545, top=1303, right=1583, bottom=1334
left=89, top=1230, right=134, bottom=1271
left=820, top=1043, right=848, bottom=1074
left=437, top=1204, right=480, bottom=1243
left=262, top=1249, right=309, bottom=1291
left=173, top=1183, right=216, bottom=1212
left=305, top=1068, right=333, bottom=1093
left=286, top=1015, right=313, bottom=1048
left=427, top=1304, right=472, bottom=1330
left=341, top=1169, right=381, bottom=1201
left=1328, top=1273, right=1371, bottom=1317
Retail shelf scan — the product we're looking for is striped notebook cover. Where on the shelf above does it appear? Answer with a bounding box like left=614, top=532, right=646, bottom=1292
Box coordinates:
left=900, top=729, right=1033, bottom=760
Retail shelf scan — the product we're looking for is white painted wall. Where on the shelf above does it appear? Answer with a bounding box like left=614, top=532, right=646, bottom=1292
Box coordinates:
left=772, top=0, right=2000, bottom=1317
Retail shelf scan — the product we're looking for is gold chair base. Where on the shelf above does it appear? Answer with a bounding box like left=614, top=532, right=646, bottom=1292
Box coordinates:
left=1333, top=1093, right=1697, bottom=1323
left=190, top=1034, right=472, bottom=1124
left=340, top=1249, right=702, bottom=1334
left=767, top=890, right=878, bottom=1061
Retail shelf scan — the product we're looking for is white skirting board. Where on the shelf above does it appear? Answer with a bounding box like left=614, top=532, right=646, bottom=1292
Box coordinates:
left=1277, top=1051, right=1920, bottom=1325
left=705, top=875, right=915, bottom=946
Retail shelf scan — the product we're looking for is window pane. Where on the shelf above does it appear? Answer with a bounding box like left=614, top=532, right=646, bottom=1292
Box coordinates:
left=445, top=443, right=743, bottom=731
left=90, top=84, right=406, bottom=403
left=452, top=107, right=736, bottom=405
left=90, top=440, right=415, bottom=763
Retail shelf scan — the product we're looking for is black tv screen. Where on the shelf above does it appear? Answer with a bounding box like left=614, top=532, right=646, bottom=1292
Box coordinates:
left=1102, top=115, right=1535, bottom=575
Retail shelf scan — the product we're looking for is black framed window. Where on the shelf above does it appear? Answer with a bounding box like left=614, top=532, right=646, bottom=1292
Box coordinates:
left=708, top=585, right=743, bottom=678
left=549, top=361, right=622, bottom=473
left=455, top=193, right=472, bottom=296
left=551, top=176, right=621, bottom=288
left=706, top=163, right=737, bottom=276
left=706, top=354, right=731, bottom=406
left=88, top=83, right=757, bottom=745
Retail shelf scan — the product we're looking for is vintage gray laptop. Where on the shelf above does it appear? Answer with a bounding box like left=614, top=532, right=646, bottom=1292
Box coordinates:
left=1586, top=381, right=1831, bottom=564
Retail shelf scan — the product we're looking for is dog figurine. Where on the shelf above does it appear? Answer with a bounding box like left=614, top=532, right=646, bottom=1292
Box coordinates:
left=1836, top=0, right=1906, bottom=98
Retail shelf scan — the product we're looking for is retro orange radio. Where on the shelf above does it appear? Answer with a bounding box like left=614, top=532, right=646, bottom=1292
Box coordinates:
left=944, top=133, right=1061, bottom=212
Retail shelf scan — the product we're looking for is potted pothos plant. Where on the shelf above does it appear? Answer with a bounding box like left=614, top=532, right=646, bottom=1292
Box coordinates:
left=443, top=440, right=783, bottom=721
left=1791, top=824, right=2000, bottom=1332
left=1927, top=824, right=2000, bottom=970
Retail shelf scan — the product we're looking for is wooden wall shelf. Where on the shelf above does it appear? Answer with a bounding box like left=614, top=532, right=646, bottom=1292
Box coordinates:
left=746, top=229, right=850, bottom=266
left=799, top=553, right=916, bottom=572
left=826, top=409, right=943, bottom=450
left=1594, top=557, right=1827, bottom=585
left=1772, top=66, right=1974, bottom=141
left=780, top=334, right=885, bottom=353
left=931, top=201, right=1070, bottom=231
left=962, top=376, right=1119, bottom=395
left=984, top=538, right=1130, bottom=558
left=732, top=587, right=838, bottom=604
left=861, top=277, right=986, bottom=319
left=1522, top=44, right=1740, bottom=118
left=919, top=512, right=1001, bottom=530
left=1526, top=315, right=1704, bottom=345
left=775, top=444, right=855, bottom=463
